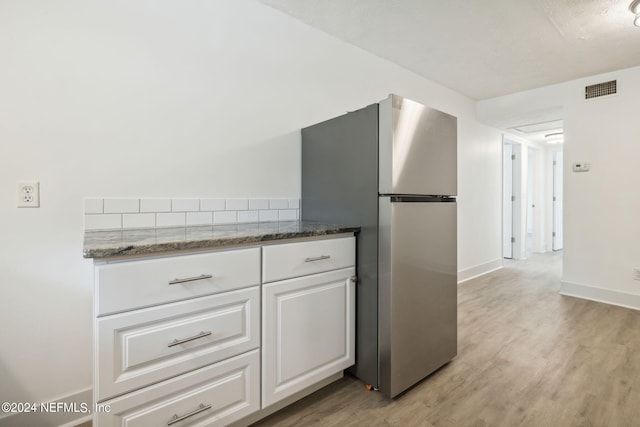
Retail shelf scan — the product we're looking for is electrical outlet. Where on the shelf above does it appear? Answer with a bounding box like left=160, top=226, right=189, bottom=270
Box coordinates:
left=17, top=182, right=40, bottom=208
left=634, top=268, right=640, bottom=281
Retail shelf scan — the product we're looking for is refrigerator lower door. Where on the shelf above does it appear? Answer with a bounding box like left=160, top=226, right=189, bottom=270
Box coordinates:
left=378, top=197, right=457, bottom=398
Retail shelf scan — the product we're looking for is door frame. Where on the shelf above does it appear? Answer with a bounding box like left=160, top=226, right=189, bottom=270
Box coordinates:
left=552, top=150, right=564, bottom=251
left=503, top=137, right=522, bottom=260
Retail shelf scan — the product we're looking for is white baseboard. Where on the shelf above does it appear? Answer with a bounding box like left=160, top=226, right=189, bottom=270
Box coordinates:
left=0, top=388, right=92, bottom=427
left=560, top=281, right=640, bottom=311
left=458, top=259, right=503, bottom=284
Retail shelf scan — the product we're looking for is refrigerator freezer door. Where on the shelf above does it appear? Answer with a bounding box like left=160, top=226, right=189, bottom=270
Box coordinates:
left=378, top=197, right=457, bottom=398
left=379, top=94, right=457, bottom=196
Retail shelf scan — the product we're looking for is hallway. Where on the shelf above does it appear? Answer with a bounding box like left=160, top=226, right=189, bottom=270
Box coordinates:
left=254, top=252, right=640, bottom=426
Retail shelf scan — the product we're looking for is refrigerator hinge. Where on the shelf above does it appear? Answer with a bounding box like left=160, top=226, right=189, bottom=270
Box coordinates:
left=511, top=237, right=516, bottom=243
left=511, top=154, right=516, bottom=160
left=553, top=196, right=556, bottom=201
left=511, top=195, right=515, bottom=202
left=552, top=232, right=556, bottom=237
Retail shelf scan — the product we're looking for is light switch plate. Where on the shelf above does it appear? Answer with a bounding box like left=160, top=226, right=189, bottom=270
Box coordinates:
left=572, top=162, right=590, bottom=172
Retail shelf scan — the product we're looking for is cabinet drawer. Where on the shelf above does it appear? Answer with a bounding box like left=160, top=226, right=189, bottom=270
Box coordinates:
left=96, top=247, right=260, bottom=315
left=97, top=350, right=259, bottom=427
left=262, top=236, right=355, bottom=283
left=96, top=287, right=259, bottom=402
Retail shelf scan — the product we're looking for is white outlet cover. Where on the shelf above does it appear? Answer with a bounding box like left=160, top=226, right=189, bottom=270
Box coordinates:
left=17, top=182, right=40, bottom=208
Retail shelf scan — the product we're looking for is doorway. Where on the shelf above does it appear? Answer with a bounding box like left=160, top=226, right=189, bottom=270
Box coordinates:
left=552, top=150, right=563, bottom=251
left=503, top=140, right=521, bottom=259
left=525, top=146, right=538, bottom=257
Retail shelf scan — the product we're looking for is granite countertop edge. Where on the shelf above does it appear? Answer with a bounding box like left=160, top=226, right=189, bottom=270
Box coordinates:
left=83, top=221, right=360, bottom=259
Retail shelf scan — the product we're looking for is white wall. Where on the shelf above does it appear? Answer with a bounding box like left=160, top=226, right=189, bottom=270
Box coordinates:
left=457, top=120, right=504, bottom=280
left=0, top=0, right=503, bottom=416
left=479, top=65, right=640, bottom=308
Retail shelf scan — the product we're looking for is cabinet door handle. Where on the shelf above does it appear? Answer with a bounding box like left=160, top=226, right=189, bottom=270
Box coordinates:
left=168, top=274, right=213, bottom=285
left=167, top=403, right=212, bottom=425
left=305, top=255, right=331, bottom=262
left=168, top=331, right=212, bottom=348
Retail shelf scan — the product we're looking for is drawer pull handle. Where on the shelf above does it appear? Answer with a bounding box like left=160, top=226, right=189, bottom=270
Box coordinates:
left=168, top=331, right=212, bottom=348
left=167, top=403, right=212, bottom=426
left=305, top=255, right=331, bottom=262
left=168, top=274, right=213, bottom=285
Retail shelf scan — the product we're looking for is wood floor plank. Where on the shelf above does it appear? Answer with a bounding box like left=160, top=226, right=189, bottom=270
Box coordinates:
left=253, top=253, right=640, bottom=426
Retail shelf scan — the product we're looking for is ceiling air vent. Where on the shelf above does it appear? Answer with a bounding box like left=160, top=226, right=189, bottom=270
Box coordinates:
left=585, top=80, right=617, bottom=99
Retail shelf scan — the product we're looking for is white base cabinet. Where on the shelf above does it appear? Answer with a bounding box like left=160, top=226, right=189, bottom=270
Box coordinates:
left=262, top=267, right=356, bottom=408
left=93, top=235, right=356, bottom=426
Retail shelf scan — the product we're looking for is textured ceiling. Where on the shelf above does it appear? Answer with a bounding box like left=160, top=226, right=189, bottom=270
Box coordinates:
left=257, top=0, right=640, bottom=100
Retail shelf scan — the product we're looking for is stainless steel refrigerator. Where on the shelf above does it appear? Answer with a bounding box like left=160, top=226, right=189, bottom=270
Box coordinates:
left=301, top=94, right=457, bottom=398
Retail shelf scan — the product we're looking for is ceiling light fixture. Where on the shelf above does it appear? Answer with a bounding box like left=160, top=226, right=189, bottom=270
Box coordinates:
left=630, top=0, right=640, bottom=27
left=545, top=132, right=564, bottom=144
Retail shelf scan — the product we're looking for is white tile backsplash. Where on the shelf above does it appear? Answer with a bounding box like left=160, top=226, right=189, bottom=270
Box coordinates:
left=237, top=210, right=259, bottom=223
left=288, top=199, right=300, bottom=209
left=172, top=198, right=199, bottom=212
left=226, top=199, right=248, bottom=211
left=200, top=199, right=226, bottom=211
left=214, top=211, right=237, bottom=224
left=157, top=212, right=186, bottom=227
left=259, top=210, right=279, bottom=222
left=83, top=197, right=299, bottom=230
left=123, top=213, right=156, bottom=229
left=84, top=214, right=122, bottom=231
left=104, top=198, right=139, bottom=214
left=140, top=198, right=171, bottom=213
left=249, top=199, right=269, bottom=210
left=84, top=198, right=103, bottom=214
left=187, top=212, right=213, bottom=226
left=278, top=209, right=297, bottom=221
left=269, top=199, right=289, bottom=209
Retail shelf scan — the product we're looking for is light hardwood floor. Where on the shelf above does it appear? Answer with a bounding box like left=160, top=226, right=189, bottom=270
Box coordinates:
left=253, top=252, right=640, bottom=426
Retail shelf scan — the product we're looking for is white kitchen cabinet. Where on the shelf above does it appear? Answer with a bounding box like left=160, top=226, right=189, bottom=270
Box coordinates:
left=92, top=234, right=356, bottom=426
left=261, top=237, right=356, bottom=408
left=93, top=247, right=261, bottom=427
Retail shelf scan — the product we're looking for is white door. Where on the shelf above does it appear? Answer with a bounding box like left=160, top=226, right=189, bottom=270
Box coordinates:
left=525, top=147, right=536, bottom=257
left=553, top=151, right=564, bottom=251
left=503, top=144, right=514, bottom=259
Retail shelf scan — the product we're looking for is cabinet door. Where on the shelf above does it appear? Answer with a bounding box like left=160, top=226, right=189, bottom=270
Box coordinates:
left=262, top=267, right=355, bottom=408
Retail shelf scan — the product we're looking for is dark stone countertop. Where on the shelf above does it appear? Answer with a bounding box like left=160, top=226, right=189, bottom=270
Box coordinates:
left=83, top=221, right=360, bottom=259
